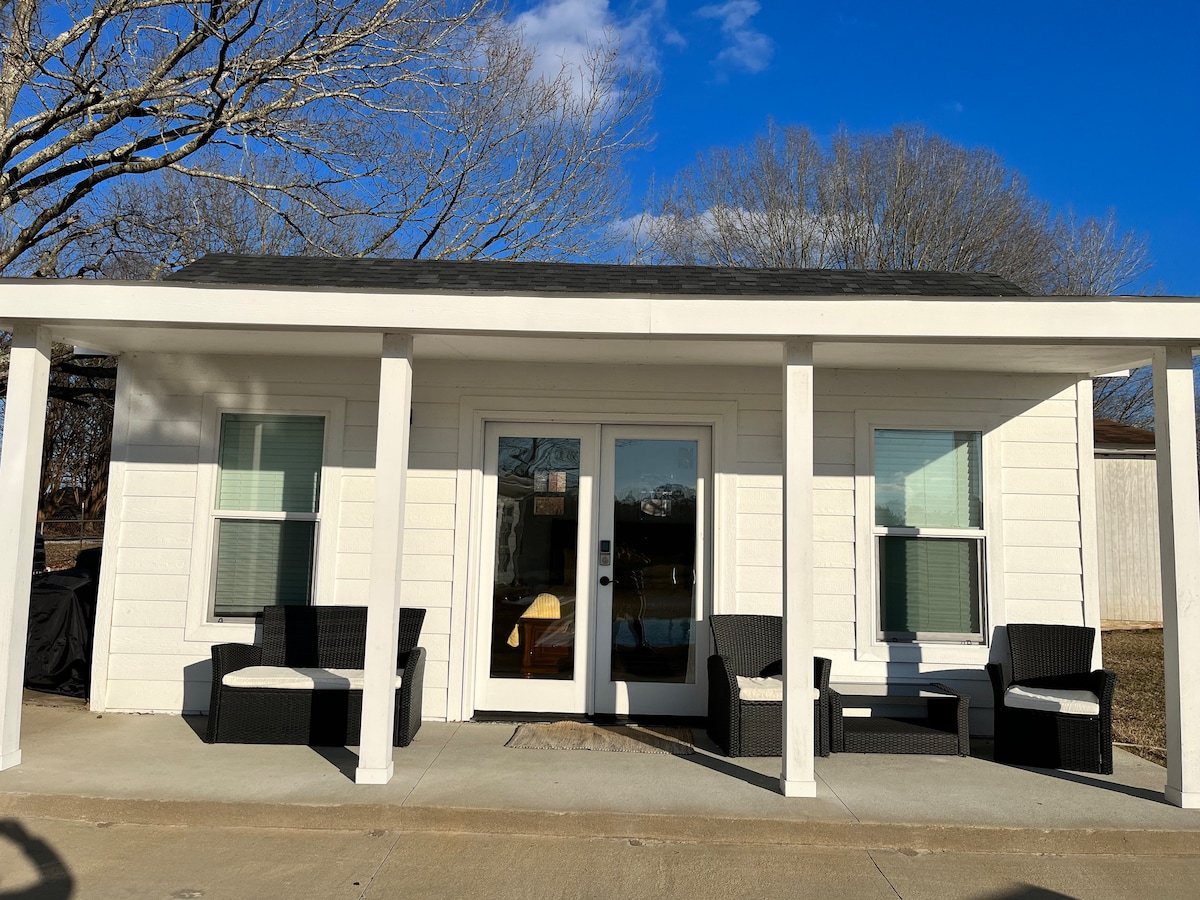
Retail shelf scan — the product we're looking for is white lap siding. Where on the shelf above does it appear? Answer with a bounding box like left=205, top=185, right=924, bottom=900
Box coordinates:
left=95, top=354, right=1087, bottom=726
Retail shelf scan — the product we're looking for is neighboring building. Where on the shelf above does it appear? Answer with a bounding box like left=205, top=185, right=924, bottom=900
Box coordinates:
left=1094, top=418, right=1161, bottom=624
left=1, top=257, right=1198, bottom=808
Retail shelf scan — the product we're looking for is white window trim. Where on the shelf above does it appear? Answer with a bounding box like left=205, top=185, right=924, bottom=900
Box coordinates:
left=853, top=410, right=1005, bottom=665
left=186, top=393, right=345, bottom=643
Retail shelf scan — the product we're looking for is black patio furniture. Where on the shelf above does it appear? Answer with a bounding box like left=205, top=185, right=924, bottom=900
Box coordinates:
left=830, top=682, right=970, bottom=755
left=707, top=614, right=832, bottom=757
left=987, top=623, right=1117, bottom=774
left=206, top=605, right=426, bottom=747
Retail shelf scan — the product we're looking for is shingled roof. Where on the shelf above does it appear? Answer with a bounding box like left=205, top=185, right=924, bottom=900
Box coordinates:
left=1094, top=418, right=1156, bottom=448
left=167, top=255, right=1029, bottom=297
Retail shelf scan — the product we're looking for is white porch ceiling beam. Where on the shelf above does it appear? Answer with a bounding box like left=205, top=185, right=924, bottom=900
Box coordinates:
left=1153, top=344, right=1200, bottom=809
left=0, top=325, right=51, bottom=770
left=356, top=333, right=415, bottom=785
left=781, top=339, right=816, bottom=798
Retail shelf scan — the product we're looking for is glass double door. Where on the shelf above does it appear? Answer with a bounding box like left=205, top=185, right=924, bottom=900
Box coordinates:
left=476, top=423, right=710, bottom=716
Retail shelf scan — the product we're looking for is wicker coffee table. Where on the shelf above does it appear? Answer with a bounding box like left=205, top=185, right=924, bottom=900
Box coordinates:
left=830, top=682, right=970, bottom=755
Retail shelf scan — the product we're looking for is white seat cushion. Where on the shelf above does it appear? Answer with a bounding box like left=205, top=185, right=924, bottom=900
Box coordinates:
left=1004, top=684, right=1100, bottom=716
left=222, top=666, right=403, bottom=691
left=736, top=675, right=821, bottom=702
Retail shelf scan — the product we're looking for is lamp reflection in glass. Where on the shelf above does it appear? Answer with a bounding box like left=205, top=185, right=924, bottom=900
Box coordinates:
left=507, top=592, right=563, bottom=646
left=505, top=592, right=571, bottom=679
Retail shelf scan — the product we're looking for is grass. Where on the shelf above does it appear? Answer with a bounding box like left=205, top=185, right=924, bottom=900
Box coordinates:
left=1102, top=628, right=1167, bottom=766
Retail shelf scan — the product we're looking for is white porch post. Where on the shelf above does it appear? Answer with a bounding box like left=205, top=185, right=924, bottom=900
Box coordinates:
left=780, top=339, right=816, bottom=797
left=356, top=333, right=414, bottom=785
left=1153, top=344, right=1200, bottom=808
left=0, top=325, right=51, bottom=771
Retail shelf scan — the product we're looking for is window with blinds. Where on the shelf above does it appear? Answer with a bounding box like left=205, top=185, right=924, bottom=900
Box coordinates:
left=211, top=413, right=325, bottom=619
left=874, top=429, right=984, bottom=642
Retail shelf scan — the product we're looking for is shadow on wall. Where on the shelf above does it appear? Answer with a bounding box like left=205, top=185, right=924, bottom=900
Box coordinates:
left=0, top=819, right=74, bottom=899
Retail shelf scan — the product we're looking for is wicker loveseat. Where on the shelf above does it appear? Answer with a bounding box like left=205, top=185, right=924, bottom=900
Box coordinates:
left=707, top=614, right=832, bottom=757
left=206, top=605, right=426, bottom=747
left=987, top=623, right=1117, bottom=774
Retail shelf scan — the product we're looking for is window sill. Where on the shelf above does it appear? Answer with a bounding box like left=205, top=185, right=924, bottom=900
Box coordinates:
left=855, top=640, right=992, bottom=666
left=185, top=619, right=258, bottom=645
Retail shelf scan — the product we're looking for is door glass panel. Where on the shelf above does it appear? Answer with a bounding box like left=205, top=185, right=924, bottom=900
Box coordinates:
left=610, top=439, right=698, bottom=684
left=489, top=437, right=580, bottom=680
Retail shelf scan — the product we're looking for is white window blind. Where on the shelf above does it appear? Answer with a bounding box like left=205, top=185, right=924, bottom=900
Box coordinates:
left=217, top=415, right=324, bottom=513
left=212, top=413, right=324, bottom=619
left=874, top=430, right=981, bottom=529
left=874, top=429, right=984, bottom=641
left=879, top=536, right=981, bottom=636
left=213, top=520, right=316, bottom=616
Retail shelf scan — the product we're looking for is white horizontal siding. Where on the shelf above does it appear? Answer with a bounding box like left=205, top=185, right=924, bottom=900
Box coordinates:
left=813, top=368, right=1084, bottom=686
left=104, top=353, right=423, bottom=717
left=100, top=352, right=1087, bottom=724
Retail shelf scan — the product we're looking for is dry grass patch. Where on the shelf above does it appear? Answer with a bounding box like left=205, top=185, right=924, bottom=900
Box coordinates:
left=1103, top=628, right=1166, bottom=766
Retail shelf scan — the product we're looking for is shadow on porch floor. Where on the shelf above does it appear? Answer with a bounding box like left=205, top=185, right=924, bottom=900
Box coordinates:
left=1, top=703, right=1196, bottom=854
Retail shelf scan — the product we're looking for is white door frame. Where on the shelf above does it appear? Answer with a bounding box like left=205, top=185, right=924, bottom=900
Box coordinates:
left=473, top=422, right=598, bottom=714
left=594, top=424, right=712, bottom=716
left=456, top=398, right=736, bottom=720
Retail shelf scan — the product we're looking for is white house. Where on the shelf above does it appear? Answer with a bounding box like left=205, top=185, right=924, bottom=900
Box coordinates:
left=1, top=257, right=1198, bottom=806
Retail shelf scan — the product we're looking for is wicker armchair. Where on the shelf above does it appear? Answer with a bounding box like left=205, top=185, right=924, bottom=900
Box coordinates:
left=707, top=614, right=832, bottom=757
left=987, top=623, right=1117, bottom=774
left=206, top=606, right=426, bottom=747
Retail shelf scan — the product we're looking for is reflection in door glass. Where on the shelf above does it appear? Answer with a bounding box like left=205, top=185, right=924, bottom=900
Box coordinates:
left=611, top=439, right=698, bottom=684
left=490, top=437, right=579, bottom=680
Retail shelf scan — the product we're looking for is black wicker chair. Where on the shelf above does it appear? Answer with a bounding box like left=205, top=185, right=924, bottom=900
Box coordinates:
left=206, top=605, right=426, bottom=747
left=707, top=614, right=832, bottom=757
left=987, top=623, right=1117, bottom=774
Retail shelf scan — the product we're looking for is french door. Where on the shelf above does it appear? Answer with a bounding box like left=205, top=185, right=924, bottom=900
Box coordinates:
left=474, top=422, right=710, bottom=716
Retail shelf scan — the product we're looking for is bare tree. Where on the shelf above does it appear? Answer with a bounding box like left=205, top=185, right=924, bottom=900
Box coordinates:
left=2, top=1, right=654, bottom=542
left=39, top=362, right=115, bottom=529
left=638, top=123, right=1151, bottom=298
left=637, top=123, right=1158, bottom=426
left=2, top=1, right=652, bottom=276
left=0, top=335, right=116, bottom=537
left=1047, top=208, right=1153, bottom=297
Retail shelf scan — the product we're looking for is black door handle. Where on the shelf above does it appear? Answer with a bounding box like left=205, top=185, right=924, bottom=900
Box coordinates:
left=599, top=576, right=611, bottom=586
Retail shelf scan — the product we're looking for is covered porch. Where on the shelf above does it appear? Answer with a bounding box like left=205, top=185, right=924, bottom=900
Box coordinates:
left=1, top=269, right=1199, bottom=808
left=2, top=699, right=1198, bottom=850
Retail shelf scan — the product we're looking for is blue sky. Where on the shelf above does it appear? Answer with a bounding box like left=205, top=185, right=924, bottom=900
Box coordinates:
left=515, top=0, right=1199, bottom=294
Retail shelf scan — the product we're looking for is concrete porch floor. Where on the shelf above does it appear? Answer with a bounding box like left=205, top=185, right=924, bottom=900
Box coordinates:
left=1, top=701, right=1198, bottom=855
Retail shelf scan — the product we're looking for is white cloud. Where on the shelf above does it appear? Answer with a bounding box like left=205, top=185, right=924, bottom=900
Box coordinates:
left=513, top=0, right=671, bottom=81
left=697, top=0, right=773, bottom=73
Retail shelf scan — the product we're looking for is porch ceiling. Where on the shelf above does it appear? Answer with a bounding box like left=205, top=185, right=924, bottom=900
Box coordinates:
left=54, top=324, right=1154, bottom=375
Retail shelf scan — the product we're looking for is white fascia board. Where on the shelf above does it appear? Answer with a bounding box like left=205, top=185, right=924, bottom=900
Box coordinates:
left=0, top=281, right=650, bottom=337
left=648, top=297, right=1200, bottom=342
left=4, top=280, right=1200, bottom=343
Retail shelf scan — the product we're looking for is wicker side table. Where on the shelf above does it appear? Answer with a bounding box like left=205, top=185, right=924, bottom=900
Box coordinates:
left=831, top=682, right=970, bottom=755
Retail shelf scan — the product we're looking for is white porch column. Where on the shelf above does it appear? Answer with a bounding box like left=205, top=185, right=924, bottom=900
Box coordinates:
left=1153, top=344, right=1200, bottom=808
left=780, top=339, right=816, bottom=797
left=0, top=325, right=51, bottom=771
left=356, top=333, right=414, bottom=785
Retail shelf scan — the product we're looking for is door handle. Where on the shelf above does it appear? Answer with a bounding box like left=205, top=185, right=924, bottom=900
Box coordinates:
left=599, top=576, right=612, bottom=586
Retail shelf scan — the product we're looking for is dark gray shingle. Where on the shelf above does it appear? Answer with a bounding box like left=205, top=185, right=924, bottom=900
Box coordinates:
left=167, top=254, right=1029, bottom=297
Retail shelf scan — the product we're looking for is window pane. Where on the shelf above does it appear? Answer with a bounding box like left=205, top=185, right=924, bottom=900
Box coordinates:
left=875, top=430, right=981, bottom=529
left=879, top=536, right=981, bottom=637
left=489, top=436, right=580, bottom=681
left=217, top=414, right=324, bottom=513
left=213, top=519, right=316, bottom=617
left=610, top=439, right=698, bottom=685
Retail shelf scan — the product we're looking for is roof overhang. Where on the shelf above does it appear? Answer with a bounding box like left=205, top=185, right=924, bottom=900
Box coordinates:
left=1, top=278, right=1193, bottom=375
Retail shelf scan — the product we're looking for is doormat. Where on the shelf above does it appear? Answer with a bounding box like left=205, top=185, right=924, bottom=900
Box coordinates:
left=505, top=721, right=695, bottom=755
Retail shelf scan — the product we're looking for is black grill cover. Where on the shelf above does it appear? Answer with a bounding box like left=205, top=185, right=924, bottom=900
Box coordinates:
left=25, top=569, right=98, bottom=699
